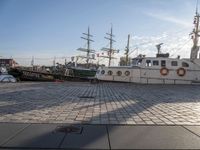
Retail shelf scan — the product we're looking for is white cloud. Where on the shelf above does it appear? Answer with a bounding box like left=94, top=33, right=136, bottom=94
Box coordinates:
left=145, top=12, right=192, bottom=28
left=128, top=32, right=192, bottom=59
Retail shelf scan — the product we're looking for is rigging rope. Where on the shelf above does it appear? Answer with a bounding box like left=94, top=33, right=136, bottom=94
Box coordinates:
left=170, top=39, right=192, bottom=57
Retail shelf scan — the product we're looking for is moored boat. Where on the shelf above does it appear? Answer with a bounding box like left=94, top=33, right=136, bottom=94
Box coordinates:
left=65, top=67, right=96, bottom=80
left=65, top=27, right=97, bottom=80
left=96, top=9, right=200, bottom=84
left=8, top=68, right=55, bottom=81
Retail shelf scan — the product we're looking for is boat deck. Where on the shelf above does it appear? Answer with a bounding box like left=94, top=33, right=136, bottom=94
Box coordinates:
left=0, top=81, right=200, bottom=125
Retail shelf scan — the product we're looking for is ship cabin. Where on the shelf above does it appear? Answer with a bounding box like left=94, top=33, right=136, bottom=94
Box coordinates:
left=96, top=55, right=200, bottom=84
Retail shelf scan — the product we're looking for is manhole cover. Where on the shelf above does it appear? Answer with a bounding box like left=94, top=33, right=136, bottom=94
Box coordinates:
left=79, top=96, right=95, bottom=98
left=54, top=125, right=83, bottom=134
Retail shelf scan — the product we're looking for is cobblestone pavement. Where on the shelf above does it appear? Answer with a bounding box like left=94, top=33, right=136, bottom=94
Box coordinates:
left=1, top=82, right=200, bottom=125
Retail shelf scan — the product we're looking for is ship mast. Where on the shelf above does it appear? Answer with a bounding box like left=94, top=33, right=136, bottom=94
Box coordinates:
left=124, top=34, right=130, bottom=66
left=77, top=27, right=95, bottom=68
left=101, top=25, right=119, bottom=66
left=190, top=2, right=200, bottom=61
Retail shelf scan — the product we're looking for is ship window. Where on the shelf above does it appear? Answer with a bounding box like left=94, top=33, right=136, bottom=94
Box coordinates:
left=125, top=71, right=130, bottom=76
left=161, top=60, right=166, bottom=67
left=117, top=71, right=122, bottom=76
left=171, top=61, right=178, bottom=66
left=132, top=58, right=142, bottom=66
left=107, top=70, right=113, bottom=75
left=146, top=60, right=152, bottom=67
left=182, top=62, right=189, bottom=67
left=101, top=70, right=105, bottom=74
left=137, top=59, right=142, bottom=65
left=153, top=60, right=159, bottom=66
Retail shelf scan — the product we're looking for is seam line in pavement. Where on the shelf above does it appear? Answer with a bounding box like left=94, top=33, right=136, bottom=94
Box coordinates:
left=1, top=123, right=31, bottom=146
left=182, top=126, right=200, bottom=138
left=58, top=133, right=67, bottom=148
left=106, top=125, right=111, bottom=150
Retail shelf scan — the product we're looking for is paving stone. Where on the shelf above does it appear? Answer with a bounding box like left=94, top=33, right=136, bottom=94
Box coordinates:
left=183, top=126, right=200, bottom=137
left=60, top=125, right=109, bottom=149
left=0, top=123, right=29, bottom=146
left=1, top=82, right=200, bottom=125
left=3, top=124, right=65, bottom=149
left=108, top=125, right=200, bottom=149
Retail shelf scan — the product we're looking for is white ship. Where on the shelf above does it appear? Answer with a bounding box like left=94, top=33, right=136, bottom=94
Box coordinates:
left=96, top=9, right=200, bottom=84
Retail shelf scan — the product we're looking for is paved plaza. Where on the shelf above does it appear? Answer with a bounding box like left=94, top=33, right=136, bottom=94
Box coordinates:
left=1, top=82, right=200, bottom=125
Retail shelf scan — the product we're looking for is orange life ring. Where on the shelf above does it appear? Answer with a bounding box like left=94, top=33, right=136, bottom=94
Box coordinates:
left=177, top=68, right=186, bottom=76
left=160, top=67, right=169, bottom=76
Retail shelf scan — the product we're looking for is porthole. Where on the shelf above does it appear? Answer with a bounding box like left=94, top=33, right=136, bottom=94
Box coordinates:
left=101, top=70, right=105, bottom=74
left=117, top=71, right=122, bottom=76
left=125, top=71, right=130, bottom=76
left=107, top=70, right=113, bottom=75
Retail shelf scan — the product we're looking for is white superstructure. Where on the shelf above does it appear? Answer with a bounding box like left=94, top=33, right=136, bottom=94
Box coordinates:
left=96, top=56, right=200, bottom=84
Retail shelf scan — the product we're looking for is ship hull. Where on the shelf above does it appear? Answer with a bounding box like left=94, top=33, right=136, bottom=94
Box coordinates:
left=96, top=62, right=200, bottom=85
left=9, top=68, right=55, bottom=82
left=65, top=68, right=96, bottom=80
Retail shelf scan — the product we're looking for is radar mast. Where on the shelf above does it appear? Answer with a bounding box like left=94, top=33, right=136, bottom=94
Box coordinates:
left=190, top=0, right=200, bottom=61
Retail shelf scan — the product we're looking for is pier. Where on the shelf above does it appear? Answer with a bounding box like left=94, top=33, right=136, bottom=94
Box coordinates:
left=1, top=82, right=200, bottom=149
left=1, top=82, right=200, bottom=124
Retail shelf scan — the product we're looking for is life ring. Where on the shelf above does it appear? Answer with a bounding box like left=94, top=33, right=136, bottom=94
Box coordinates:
left=177, top=68, right=186, bottom=76
left=160, top=67, right=169, bottom=76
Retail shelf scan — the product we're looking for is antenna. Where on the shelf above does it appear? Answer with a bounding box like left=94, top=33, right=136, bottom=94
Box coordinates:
left=31, top=56, right=34, bottom=66
left=190, top=1, right=200, bottom=61
left=77, top=26, right=95, bottom=68
left=101, top=25, right=119, bottom=66
left=156, top=43, right=163, bottom=54
left=53, top=56, right=56, bottom=67
left=196, top=0, right=199, bottom=15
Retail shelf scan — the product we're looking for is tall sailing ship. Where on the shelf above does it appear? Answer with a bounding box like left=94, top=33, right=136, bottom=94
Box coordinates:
left=96, top=9, right=200, bottom=84
left=65, top=27, right=97, bottom=80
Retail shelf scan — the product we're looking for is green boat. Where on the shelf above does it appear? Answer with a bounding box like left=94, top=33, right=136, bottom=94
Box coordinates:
left=65, top=27, right=97, bottom=81
left=65, top=67, right=96, bottom=80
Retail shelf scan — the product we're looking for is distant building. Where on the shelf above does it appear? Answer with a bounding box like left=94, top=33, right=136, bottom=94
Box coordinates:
left=0, top=59, right=19, bottom=68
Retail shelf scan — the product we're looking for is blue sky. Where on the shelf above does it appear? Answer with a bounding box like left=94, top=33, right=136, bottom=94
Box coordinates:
left=0, top=0, right=198, bottom=66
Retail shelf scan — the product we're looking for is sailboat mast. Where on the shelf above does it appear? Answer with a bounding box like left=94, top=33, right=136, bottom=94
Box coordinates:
left=86, top=27, right=90, bottom=64
left=101, top=25, right=119, bottom=67
left=125, top=34, right=130, bottom=66
left=77, top=26, right=95, bottom=68
left=190, top=2, right=200, bottom=61
left=108, top=27, right=113, bottom=66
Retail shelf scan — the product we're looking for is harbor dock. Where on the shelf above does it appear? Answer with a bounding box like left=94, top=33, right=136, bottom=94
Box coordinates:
left=1, top=82, right=200, bottom=149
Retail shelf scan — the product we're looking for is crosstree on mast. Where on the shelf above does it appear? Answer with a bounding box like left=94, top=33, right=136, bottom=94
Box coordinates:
left=77, top=27, right=95, bottom=68
left=101, top=25, right=119, bottom=66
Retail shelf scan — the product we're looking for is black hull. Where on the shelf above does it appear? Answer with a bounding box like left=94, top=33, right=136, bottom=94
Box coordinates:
left=9, top=68, right=55, bottom=82
left=19, top=76, right=55, bottom=82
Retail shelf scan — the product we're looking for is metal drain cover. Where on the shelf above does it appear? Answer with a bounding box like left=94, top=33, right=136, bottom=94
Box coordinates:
left=79, top=96, right=95, bottom=98
left=55, top=125, right=82, bottom=134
